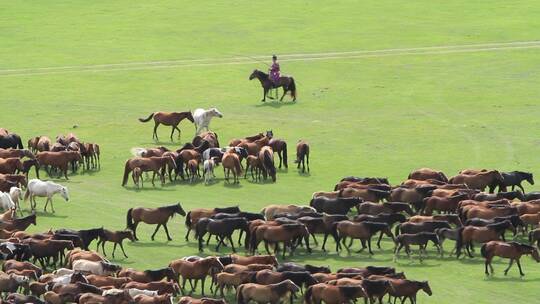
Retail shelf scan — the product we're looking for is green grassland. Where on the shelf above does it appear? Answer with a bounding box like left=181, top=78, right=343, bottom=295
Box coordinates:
left=2, top=1, right=540, bottom=303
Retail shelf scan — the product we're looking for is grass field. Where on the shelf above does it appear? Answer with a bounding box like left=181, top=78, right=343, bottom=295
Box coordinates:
left=2, top=1, right=540, bottom=303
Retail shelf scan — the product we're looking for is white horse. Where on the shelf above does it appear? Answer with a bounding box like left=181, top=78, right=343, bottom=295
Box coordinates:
left=9, top=187, right=23, bottom=216
left=203, top=158, right=218, bottom=184
left=193, top=108, right=223, bottom=135
left=72, top=260, right=121, bottom=276
left=23, top=179, right=69, bottom=213
left=0, top=192, right=15, bottom=211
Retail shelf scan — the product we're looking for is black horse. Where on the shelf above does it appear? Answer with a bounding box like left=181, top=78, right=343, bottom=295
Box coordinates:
left=354, top=213, right=407, bottom=248
left=196, top=217, right=249, bottom=252
left=277, top=262, right=331, bottom=274
left=394, top=232, right=442, bottom=260
left=249, top=69, right=296, bottom=102
left=0, top=134, right=24, bottom=149
left=492, top=171, right=534, bottom=193
left=55, top=228, right=105, bottom=250
left=309, top=197, right=363, bottom=215
left=473, top=190, right=525, bottom=201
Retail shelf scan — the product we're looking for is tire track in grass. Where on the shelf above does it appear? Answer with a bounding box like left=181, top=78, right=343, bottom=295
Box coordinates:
left=1, top=40, right=540, bottom=77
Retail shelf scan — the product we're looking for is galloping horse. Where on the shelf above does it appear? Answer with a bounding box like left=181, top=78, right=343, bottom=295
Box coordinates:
left=126, top=203, right=186, bottom=241
left=249, top=69, right=296, bottom=102
left=193, top=108, right=223, bottom=135
left=139, top=111, right=194, bottom=141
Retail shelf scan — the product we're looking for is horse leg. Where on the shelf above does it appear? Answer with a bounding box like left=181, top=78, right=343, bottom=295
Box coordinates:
left=516, top=258, right=525, bottom=276
left=170, top=126, right=175, bottom=141
left=153, top=122, right=159, bottom=141
left=132, top=222, right=139, bottom=241
left=485, top=256, right=491, bottom=275
left=262, top=88, right=268, bottom=102
left=228, top=235, right=236, bottom=253
left=112, top=243, right=117, bottom=258
left=518, top=183, right=525, bottom=193
left=151, top=224, right=162, bottom=241
left=43, top=197, right=50, bottom=212
left=504, top=258, right=514, bottom=275
left=376, top=231, right=384, bottom=248
left=151, top=171, right=156, bottom=186
left=163, top=223, right=172, bottom=241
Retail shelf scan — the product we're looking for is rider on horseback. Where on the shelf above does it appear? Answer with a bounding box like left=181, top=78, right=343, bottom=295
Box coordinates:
left=269, top=55, right=280, bottom=86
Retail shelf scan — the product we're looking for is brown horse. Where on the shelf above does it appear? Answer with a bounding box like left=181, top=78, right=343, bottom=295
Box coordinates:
left=0, top=157, right=23, bottom=174
left=126, top=203, right=186, bottom=241
left=267, top=132, right=288, bottom=169
left=258, top=146, right=276, bottom=182
left=456, top=220, right=515, bottom=258
left=408, top=168, right=448, bottom=182
left=449, top=170, right=503, bottom=191
left=96, top=229, right=135, bottom=258
left=122, top=156, right=175, bottom=186
left=482, top=241, right=540, bottom=276
left=238, top=136, right=269, bottom=156
left=409, top=214, right=463, bottom=227
left=184, top=206, right=241, bottom=240
left=222, top=150, right=242, bottom=184
left=0, top=213, right=36, bottom=231
left=237, top=280, right=299, bottom=304
left=36, top=151, right=82, bottom=179
left=193, top=131, right=220, bottom=148
left=230, top=254, right=278, bottom=266
left=249, top=69, right=297, bottom=102
left=0, top=149, right=34, bottom=159
left=295, top=140, right=310, bottom=173
left=169, top=256, right=224, bottom=295
left=388, top=279, right=432, bottom=304
left=139, top=111, right=194, bottom=141
left=334, top=221, right=395, bottom=254
left=36, top=137, right=51, bottom=152
left=244, top=155, right=261, bottom=181
left=229, top=133, right=264, bottom=147
left=304, top=283, right=367, bottom=304
left=187, top=159, right=201, bottom=183
left=132, top=167, right=143, bottom=188
left=251, top=223, right=311, bottom=258
left=178, top=296, right=226, bottom=304
left=422, top=193, right=468, bottom=215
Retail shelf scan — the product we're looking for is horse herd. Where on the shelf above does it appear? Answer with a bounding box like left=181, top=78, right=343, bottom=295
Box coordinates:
left=124, top=123, right=310, bottom=186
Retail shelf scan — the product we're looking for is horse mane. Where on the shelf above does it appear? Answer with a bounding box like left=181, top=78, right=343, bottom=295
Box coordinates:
left=509, top=242, right=535, bottom=251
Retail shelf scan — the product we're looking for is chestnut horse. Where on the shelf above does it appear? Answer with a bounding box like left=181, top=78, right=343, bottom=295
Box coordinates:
left=126, top=203, right=186, bottom=241
left=449, top=170, right=504, bottom=191
left=0, top=149, right=34, bottom=159
left=169, top=256, right=224, bottom=295
left=139, top=111, right=194, bottom=141
left=237, top=280, right=299, bottom=304
left=481, top=241, right=540, bottom=276
left=121, top=156, right=175, bottom=186
left=222, top=150, right=242, bottom=184
left=36, top=151, right=82, bottom=179
left=0, top=158, right=23, bottom=174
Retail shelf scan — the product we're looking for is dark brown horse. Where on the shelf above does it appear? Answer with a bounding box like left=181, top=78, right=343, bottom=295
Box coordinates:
left=482, top=241, right=540, bottom=276
left=456, top=220, right=515, bottom=258
left=237, top=280, right=299, bottom=304
left=139, top=111, right=194, bottom=141
left=36, top=151, right=82, bottom=179
left=121, top=156, right=175, bottom=186
left=0, top=157, right=23, bottom=174
left=266, top=131, right=288, bottom=169
left=0, top=149, right=35, bottom=159
left=96, top=229, right=135, bottom=258
left=126, top=203, right=186, bottom=241
left=169, top=256, right=223, bottom=295
left=295, top=140, right=310, bottom=173
left=258, top=146, right=276, bottom=182
left=249, top=69, right=297, bottom=102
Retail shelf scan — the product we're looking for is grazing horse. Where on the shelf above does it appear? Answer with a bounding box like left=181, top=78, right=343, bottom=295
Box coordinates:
left=249, top=69, right=297, bottom=102
left=456, top=220, right=515, bottom=258
left=139, top=111, right=194, bottom=141
left=496, top=171, right=534, bottom=193
left=0, top=134, right=24, bottom=149
left=193, top=131, right=220, bottom=149
left=193, top=108, right=223, bottom=135
left=122, top=156, right=175, bottom=186
left=222, top=150, right=242, bottom=184
left=36, top=137, right=51, bottom=152
left=394, top=232, right=442, bottom=261
left=169, top=256, right=224, bottom=295
left=229, top=133, right=264, bottom=147
left=127, top=203, right=186, bottom=241
left=237, top=280, right=300, bottom=304
left=97, top=229, right=135, bottom=258
left=258, top=146, right=276, bottom=182
left=295, top=140, right=310, bottom=173
left=23, top=179, right=69, bottom=213
left=408, top=168, right=448, bottom=182
left=482, top=241, right=540, bottom=276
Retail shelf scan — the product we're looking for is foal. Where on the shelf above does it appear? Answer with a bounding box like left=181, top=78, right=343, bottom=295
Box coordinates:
left=132, top=167, right=143, bottom=188
left=97, top=229, right=135, bottom=258
left=203, top=158, right=218, bottom=184
left=295, top=140, right=310, bottom=173
left=394, top=232, right=442, bottom=261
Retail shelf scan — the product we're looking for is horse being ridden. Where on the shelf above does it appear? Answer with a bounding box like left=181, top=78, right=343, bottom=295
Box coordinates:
left=250, top=55, right=296, bottom=102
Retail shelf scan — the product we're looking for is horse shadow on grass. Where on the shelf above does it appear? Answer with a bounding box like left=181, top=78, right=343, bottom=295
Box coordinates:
left=253, top=100, right=297, bottom=109
left=26, top=210, right=68, bottom=219
left=223, top=182, right=243, bottom=189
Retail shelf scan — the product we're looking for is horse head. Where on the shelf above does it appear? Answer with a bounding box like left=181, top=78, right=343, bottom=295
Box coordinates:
left=175, top=202, right=187, bottom=216
left=421, top=281, right=433, bottom=296
left=249, top=69, right=259, bottom=80
left=266, top=130, right=274, bottom=139
left=60, top=186, right=70, bottom=202
left=209, top=108, right=223, bottom=118
left=524, top=172, right=535, bottom=185
left=186, top=111, right=195, bottom=123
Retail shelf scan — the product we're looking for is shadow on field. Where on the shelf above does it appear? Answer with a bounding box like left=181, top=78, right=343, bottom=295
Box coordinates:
left=484, top=276, right=540, bottom=282
left=130, top=241, right=188, bottom=249
left=223, top=182, right=243, bottom=189
left=254, top=101, right=296, bottom=108
left=29, top=210, right=68, bottom=219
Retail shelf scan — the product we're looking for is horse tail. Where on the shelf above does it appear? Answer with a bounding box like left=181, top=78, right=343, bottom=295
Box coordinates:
left=126, top=208, right=134, bottom=231
left=304, top=285, right=313, bottom=304
left=185, top=211, right=192, bottom=228
left=394, top=223, right=401, bottom=236
left=122, top=160, right=132, bottom=186
left=282, top=142, right=288, bottom=168
left=289, top=77, right=297, bottom=99
left=23, top=189, right=30, bottom=202
left=234, top=157, right=242, bottom=175
left=455, top=227, right=465, bottom=257
left=16, top=135, right=24, bottom=149
left=439, top=171, right=449, bottom=182
left=236, top=284, right=246, bottom=304
left=138, top=112, right=155, bottom=123
left=480, top=243, right=488, bottom=259
left=130, top=147, right=146, bottom=157
left=263, top=150, right=276, bottom=182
